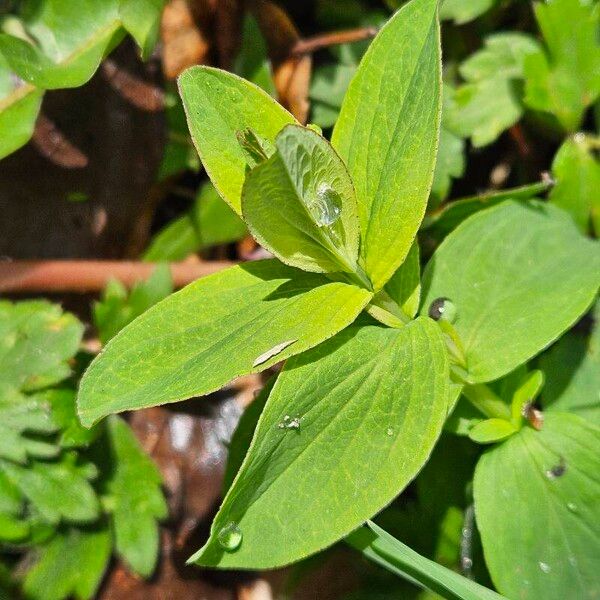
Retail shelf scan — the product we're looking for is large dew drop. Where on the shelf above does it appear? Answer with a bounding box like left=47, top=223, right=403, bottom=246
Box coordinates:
left=217, top=522, right=243, bottom=552
left=311, top=183, right=342, bottom=227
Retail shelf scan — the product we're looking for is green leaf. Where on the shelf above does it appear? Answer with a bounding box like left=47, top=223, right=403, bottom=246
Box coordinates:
left=46, top=388, right=99, bottom=449
left=234, top=15, right=275, bottom=95
left=510, top=369, right=544, bottom=426
left=190, top=318, right=449, bottom=568
left=431, top=126, right=466, bottom=205
left=421, top=201, right=600, bottom=383
left=423, top=180, right=552, bottom=242
left=347, top=521, right=506, bottom=600
left=310, top=62, right=356, bottom=128
left=144, top=181, right=247, bottom=261
left=0, top=1, right=124, bottom=90
left=439, top=0, right=496, bottom=24
left=119, top=0, right=165, bottom=60
left=0, top=300, right=83, bottom=392
left=0, top=53, right=42, bottom=159
left=93, top=264, right=173, bottom=344
left=468, top=418, right=516, bottom=444
left=242, top=124, right=361, bottom=276
left=549, top=134, right=600, bottom=235
left=0, top=453, right=99, bottom=525
left=178, top=66, right=296, bottom=214
left=384, top=241, right=421, bottom=319
left=524, top=0, right=600, bottom=131
left=222, top=377, right=275, bottom=493
left=445, top=33, right=541, bottom=147
left=23, top=525, right=111, bottom=600
left=96, top=416, right=167, bottom=577
left=331, top=0, right=441, bottom=290
left=540, top=300, right=600, bottom=425
left=78, top=260, right=372, bottom=426
left=474, top=413, right=600, bottom=599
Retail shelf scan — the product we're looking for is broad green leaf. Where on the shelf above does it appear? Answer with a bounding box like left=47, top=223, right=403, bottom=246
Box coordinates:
left=190, top=318, right=449, bottom=568
left=94, top=417, right=167, bottom=577
left=540, top=300, right=600, bottom=425
left=78, top=260, right=372, bottom=426
left=524, top=0, right=600, bottom=131
left=431, top=126, right=466, bottom=205
left=474, top=413, right=600, bottom=599
left=421, top=201, right=600, bottom=383
left=445, top=33, right=541, bottom=147
left=0, top=1, right=124, bottom=89
left=331, top=0, right=441, bottom=290
left=423, top=180, right=552, bottom=241
left=439, top=0, right=496, bottom=24
left=242, top=124, right=361, bottom=276
left=549, top=134, right=600, bottom=235
left=143, top=181, right=247, bottom=261
left=23, top=525, right=111, bottom=600
left=119, top=0, right=165, bottom=60
left=93, top=264, right=173, bottom=344
left=468, top=418, right=516, bottom=444
left=384, top=242, right=421, bottom=319
left=178, top=66, right=296, bottom=214
left=347, top=521, right=506, bottom=600
left=0, top=454, right=99, bottom=525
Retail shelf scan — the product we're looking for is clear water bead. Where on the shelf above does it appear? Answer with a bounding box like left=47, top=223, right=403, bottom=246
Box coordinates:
left=313, top=183, right=342, bottom=227
left=217, top=522, right=243, bottom=551
left=428, top=297, right=457, bottom=322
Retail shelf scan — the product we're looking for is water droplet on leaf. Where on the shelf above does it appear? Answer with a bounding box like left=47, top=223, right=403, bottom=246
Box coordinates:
left=278, top=415, right=301, bottom=430
left=566, top=502, right=578, bottom=512
left=538, top=561, right=551, bottom=573
left=253, top=339, right=297, bottom=367
left=218, top=522, right=242, bottom=551
left=386, top=427, right=394, bottom=436
left=428, top=297, right=457, bottom=322
left=545, top=457, right=566, bottom=479
left=310, top=183, right=342, bottom=227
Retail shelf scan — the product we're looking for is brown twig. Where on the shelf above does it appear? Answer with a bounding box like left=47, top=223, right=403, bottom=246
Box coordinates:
left=0, top=260, right=233, bottom=294
left=291, top=26, right=378, bottom=56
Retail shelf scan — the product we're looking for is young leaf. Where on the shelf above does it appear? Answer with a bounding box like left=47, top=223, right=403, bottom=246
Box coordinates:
left=445, top=33, right=541, bottom=147
left=95, top=416, right=167, bottom=577
left=438, top=0, right=496, bottom=24
left=524, top=0, right=600, bottom=131
left=384, top=242, right=421, bottom=319
left=178, top=66, right=296, bottom=214
left=347, top=521, right=506, bottom=600
left=93, top=264, right=173, bottom=344
left=23, top=525, right=111, bottom=600
left=421, top=201, right=600, bottom=383
left=78, top=260, right=372, bottom=426
left=549, top=134, right=600, bottom=235
left=190, top=318, right=449, bottom=568
left=242, top=124, right=361, bottom=276
left=540, top=300, right=600, bottom=425
left=468, top=418, right=516, bottom=444
left=474, top=413, right=600, bottom=599
left=331, top=0, right=441, bottom=290
left=431, top=125, right=466, bottom=205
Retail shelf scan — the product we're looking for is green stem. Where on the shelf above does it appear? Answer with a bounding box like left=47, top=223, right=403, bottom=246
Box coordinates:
left=462, top=384, right=511, bottom=420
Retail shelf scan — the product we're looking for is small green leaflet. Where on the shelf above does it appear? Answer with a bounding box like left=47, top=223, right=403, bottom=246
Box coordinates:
left=92, top=416, right=167, bottom=577
left=242, top=124, right=362, bottom=276
left=23, top=525, right=111, bottom=600
left=445, top=33, right=541, bottom=147
left=383, top=241, right=421, bottom=319
left=190, top=318, right=448, bottom=568
left=540, top=300, right=600, bottom=425
left=93, top=264, right=173, bottom=344
left=332, top=0, right=441, bottom=290
left=78, top=260, right=372, bottom=426
left=474, top=413, right=600, bottom=599
left=178, top=66, right=296, bottom=214
left=524, top=0, right=600, bottom=131
left=438, top=0, right=496, bottom=24
left=421, top=200, right=600, bottom=383
left=549, top=134, right=600, bottom=235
